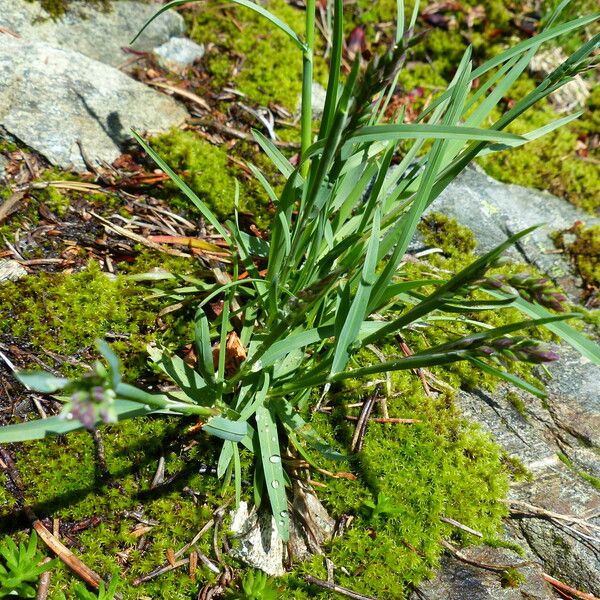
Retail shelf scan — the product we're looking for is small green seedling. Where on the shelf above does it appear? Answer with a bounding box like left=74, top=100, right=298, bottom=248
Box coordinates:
left=229, top=569, right=278, bottom=600
left=0, top=531, right=55, bottom=599
left=363, top=492, right=404, bottom=520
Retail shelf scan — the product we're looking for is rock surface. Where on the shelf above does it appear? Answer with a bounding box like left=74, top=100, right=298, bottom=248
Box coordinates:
left=0, top=260, right=27, bottom=283
left=0, top=36, right=187, bottom=170
left=229, top=484, right=334, bottom=576
left=0, top=0, right=184, bottom=67
left=424, top=166, right=599, bottom=298
left=154, top=37, right=205, bottom=71
left=456, top=345, right=600, bottom=595
left=413, top=547, right=555, bottom=600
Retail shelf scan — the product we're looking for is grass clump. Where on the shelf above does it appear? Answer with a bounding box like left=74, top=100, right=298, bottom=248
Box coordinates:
left=2, top=2, right=599, bottom=599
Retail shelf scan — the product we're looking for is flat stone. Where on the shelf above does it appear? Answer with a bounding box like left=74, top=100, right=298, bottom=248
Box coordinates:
left=412, top=547, right=555, bottom=600
left=456, top=345, right=600, bottom=595
left=0, top=0, right=184, bottom=67
left=0, top=259, right=27, bottom=283
left=154, top=37, right=205, bottom=70
left=0, top=37, right=187, bottom=171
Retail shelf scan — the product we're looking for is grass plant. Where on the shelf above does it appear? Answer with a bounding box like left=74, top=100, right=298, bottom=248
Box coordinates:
left=2, top=0, right=599, bottom=558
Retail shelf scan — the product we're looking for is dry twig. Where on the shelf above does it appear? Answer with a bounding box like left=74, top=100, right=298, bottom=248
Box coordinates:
left=303, top=575, right=378, bottom=600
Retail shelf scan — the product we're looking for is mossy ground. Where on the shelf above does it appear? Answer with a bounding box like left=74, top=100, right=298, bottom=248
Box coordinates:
left=0, top=358, right=512, bottom=599
left=149, top=130, right=278, bottom=227
left=2, top=0, right=598, bottom=598
left=1, top=216, right=539, bottom=599
left=185, top=1, right=326, bottom=111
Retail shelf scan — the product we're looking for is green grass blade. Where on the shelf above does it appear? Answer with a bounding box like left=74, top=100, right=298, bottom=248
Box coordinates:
left=348, top=124, right=523, bottom=145
left=479, top=112, right=583, bottom=156
left=217, top=441, right=234, bottom=479
left=203, top=416, right=249, bottom=442
left=132, top=132, right=231, bottom=244
left=194, top=308, right=216, bottom=383
left=468, top=357, right=547, bottom=398
left=331, top=208, right=381, bottom=374
left=251, top=130, right=295, bottom=179
left=318, top=0, right=343, bottom=138
left=256, top=404, right=289, bottom=541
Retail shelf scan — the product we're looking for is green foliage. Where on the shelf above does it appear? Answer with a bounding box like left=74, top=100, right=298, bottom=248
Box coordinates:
left=0, top=531, right=54, bottom=598
left=4, top=0, right=598, bottom=544
left=72, top=575, right=120, bottom=600
left=1, top=4, right=599, bottom=599
left=229, top=570, right=278, bottom=600
left=362, top=492, right=403, bottom=520
left=0, top=260, right=195, bottom=380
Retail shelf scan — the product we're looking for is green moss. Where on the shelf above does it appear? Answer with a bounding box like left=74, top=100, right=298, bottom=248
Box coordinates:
left=149, top=129, right=273, bottom=226
left=187, top=1, right=326, bottom=110
left=482, top=536, right=526, bottom=557
left=501, top=568, right=526, bottom=588
left=0, top=260, right=197, bottom=380
left=283, top=365, right=510, bottom=598
left=26, top=0, right=111, bottom=18
left=557, top=453, right=600, bottom=491
left=554, top=224, right=600, bottom=290
left=506, top=391, right=528, bottom=421
left=420, top=212, right=477, bottom=257
left=501, top=453, right=532, bottom=483
left=2, top=417, right=224, bottom=599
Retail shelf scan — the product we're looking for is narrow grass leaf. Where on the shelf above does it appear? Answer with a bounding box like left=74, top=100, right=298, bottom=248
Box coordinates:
left=256, top=404, right=289, bottom=541
left=468, top=357, right=547, bottom=398
left=0, top=401, right=154, bottom=443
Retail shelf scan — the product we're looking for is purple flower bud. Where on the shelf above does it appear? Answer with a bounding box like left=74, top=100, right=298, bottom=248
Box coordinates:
left=477, top=346, right=495, bottom=356
left=492, top=337, right=514, bottom=349
left=520, top=344, right=560, bottom=364
left=91, top=386, right=105, bottom=403
left=71, top=399, right=96, bottom=430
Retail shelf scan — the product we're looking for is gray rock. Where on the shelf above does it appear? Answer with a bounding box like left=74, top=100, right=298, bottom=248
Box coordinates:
left=0, top=37, right=187, bottom=171
left=0, top=259, right=27, bottom=283
left=0, top=154, right=7, bottom=179
left=424, top=166, right=599, bottom=298
left=456, top=345, right=600, bottom=595
left=0, top=0, right=184, bottom=67
left=229, top=501, right=286, bottom=577
left=154, top=37, right=205, bottom=70
left=412, top=547, right=555, bottom=600
left=311, top=82, right=328, bottom=119
left=228, top=483, right=334, bottom=576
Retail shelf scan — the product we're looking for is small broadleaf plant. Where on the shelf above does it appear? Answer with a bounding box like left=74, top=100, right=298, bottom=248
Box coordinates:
left=0, top=531, right=55, bottom=598
left=1, top=1, right=599, bottom=543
